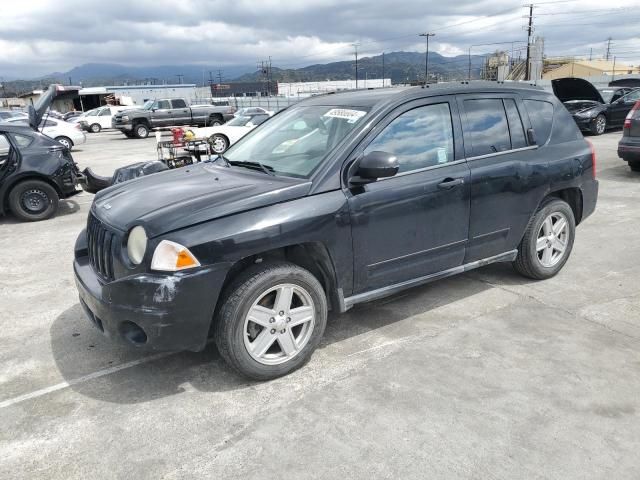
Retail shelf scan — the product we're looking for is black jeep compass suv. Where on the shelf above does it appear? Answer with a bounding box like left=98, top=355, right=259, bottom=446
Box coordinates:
left=74, top=83, right=598, bottom=380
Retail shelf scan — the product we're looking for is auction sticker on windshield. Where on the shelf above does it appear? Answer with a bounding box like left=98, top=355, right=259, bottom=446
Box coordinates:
left=323, top=108, right=367, bottom=123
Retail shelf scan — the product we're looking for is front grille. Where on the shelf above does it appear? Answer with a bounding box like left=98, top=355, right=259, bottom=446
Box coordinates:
left=87, top=213, right=117, bottom=281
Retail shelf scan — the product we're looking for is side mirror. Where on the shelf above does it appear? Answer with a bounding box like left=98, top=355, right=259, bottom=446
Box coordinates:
left=151, top=108, right=157, bottom=112
left=350, top=151, right=399, bottom=185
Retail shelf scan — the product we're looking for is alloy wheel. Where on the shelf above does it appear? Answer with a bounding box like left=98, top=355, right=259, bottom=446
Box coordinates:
left=536, top=212, right=569, bottom=267
left=243, top=284, right=316, bottom=365
left=596, top=116, right=606, bottom=134
left=211, top=136, right=227, bottom=153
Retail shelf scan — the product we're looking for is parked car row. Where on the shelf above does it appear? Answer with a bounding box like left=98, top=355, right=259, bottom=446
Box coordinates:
left=551, top=77, right=640, bottom=135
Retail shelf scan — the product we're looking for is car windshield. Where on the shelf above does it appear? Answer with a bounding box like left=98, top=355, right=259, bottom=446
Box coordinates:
left=142, top=100, right=155, bottom=110
left=227, top=115, right=253, bottom=126
left=599, top=89, right=616, bottom=103
left=224, top=105, right=369, bottom=178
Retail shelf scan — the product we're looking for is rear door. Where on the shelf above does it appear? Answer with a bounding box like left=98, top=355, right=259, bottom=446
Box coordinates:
left=457, top=94, right=548, bottom=262
left=98, top=107, right=112, bottom=129
left=347, top=97, right=471, bottom=293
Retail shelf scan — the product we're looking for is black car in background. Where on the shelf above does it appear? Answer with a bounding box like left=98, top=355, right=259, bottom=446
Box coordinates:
left=551, top=77, right=640, bottom=135
left=0, top=85, right=82, bottom=221
left=618, top=100, right=640, bottom=172
left=74, top=83, right=598, bottom=380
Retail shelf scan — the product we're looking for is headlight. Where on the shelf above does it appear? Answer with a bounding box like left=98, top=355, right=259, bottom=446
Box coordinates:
left=151, top=240, right=200, bottom=272
left=121, top=115, right=129, bottom=122
left=575, top=109, right=597, bottom=118
left=127, top=226, right=147, bottom=265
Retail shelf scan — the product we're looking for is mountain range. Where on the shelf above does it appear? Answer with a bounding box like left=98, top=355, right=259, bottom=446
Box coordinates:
left=1, top=51, right=486, bottom=96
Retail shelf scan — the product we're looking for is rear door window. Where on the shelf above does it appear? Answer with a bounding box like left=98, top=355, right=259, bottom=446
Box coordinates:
left=172, top=99, right=187, bottom=109
left=463, top=99, right=511, bottom=156
left=503, top=99, right=527, bottom=149
left=0, top=134, right=11, bottom=166
left=523, top=100, right=554, bottom=145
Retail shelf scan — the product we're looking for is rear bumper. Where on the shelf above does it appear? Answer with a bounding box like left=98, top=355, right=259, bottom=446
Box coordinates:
left=73, top=231, right=229, bottom=352
left=581, top=179, right=599, bottom=222
left=618, top=139, right=640, bottom=161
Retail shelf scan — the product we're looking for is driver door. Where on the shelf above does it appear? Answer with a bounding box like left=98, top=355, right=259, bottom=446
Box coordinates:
left=151, top=100, right=172, bottom=127
left=346, top=98, right=471, bottom=293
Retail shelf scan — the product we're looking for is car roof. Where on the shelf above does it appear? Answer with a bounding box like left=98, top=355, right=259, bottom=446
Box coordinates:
left=0, top=123, right=37, bottom=134
left=298, top=82, right=546, bottom=108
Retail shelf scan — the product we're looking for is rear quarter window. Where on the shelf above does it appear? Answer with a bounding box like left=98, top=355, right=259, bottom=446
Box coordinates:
left=523, top=99, right=554, bottom=145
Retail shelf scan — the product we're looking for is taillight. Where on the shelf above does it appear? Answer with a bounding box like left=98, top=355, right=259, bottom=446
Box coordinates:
left=624, top=100, right=640, bottom=130
left=586, top=138, right=596, bottom=179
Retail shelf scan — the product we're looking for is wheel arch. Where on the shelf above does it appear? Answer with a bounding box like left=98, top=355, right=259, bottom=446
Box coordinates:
left=547, top=187, right=584, bottom=225
left=220, top=242, right=341, bottom=312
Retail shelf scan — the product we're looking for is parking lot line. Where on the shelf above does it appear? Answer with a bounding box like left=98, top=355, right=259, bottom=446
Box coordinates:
left=0, top=352, right=173, bottom=409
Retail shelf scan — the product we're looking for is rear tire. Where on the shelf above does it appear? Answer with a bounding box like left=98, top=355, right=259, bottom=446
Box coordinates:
left=590, top=114, right=607, bottom=135
left=513, top=197, right=575, bottom=280
left=208, top=115, right=223, bottom=126
left=214, top=262, right=327, bottom=380
left=629, top=161, right=640, bottom=172
left=209, top=134, right=229, bottom=154
left=90, top=123, right=101, bottom=133
left=55, top=136, right=73, bottom=149
left=8, top=179, right=59, bottom=222
left=134, top=123, right=149, bottom=138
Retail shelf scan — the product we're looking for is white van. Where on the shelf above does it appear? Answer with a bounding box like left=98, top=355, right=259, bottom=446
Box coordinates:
left=79, top=106, right=130, bottom=133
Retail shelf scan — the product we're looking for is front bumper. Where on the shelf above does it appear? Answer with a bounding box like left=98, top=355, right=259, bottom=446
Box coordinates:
left=572, top=115, right=596, bottom=131
left=73, top=230, right=229, bottom=352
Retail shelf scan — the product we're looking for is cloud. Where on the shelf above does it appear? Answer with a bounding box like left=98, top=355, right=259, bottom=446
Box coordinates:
left=1, top=0, right=639, bottom=78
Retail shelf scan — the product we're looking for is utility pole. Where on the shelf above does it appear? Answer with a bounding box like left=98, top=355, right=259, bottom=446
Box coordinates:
left=605, top=37, right=612, bottom=61
left=352, top=42, right=360, bottom=89
left=382, top=52, right=385, bottom=87
left=419, top=33, right=436, bottom=84
left=217, top=70, right=223, bottom=83
left=176, top=74, right=184, bottom=84
left=524, top=3, right=534, bottom=81
left=589, top=48, right=593, bottom=61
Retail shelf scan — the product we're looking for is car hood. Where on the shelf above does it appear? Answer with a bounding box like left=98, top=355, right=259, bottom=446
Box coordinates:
left=551, top=77, right=605, bottom=103
left=115, top=108, right=148, bottom=116
left=562, top=100, right=602, bottom=114
left=92, top=163, right=312, bottom=237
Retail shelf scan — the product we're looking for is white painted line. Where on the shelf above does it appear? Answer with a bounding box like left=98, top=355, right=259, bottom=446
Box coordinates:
left=0, top=352, right=172, bottom=409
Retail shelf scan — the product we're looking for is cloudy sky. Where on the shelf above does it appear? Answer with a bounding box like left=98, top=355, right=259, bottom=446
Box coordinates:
left=2, top=0, right=639, bottom=79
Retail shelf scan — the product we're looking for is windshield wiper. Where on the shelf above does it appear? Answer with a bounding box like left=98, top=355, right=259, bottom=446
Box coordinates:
left=229, top=160, right=275, bottom=176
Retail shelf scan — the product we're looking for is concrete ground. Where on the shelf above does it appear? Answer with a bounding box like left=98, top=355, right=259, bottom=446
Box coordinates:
left=1, top=129, right=639, bottom=479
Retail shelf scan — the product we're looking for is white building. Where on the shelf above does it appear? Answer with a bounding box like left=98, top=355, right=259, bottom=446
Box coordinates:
left=278, top=79, right=392, bottom=97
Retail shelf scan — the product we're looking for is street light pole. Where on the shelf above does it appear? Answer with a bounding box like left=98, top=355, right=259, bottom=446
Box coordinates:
left=419, top=33, right=436, bottom=83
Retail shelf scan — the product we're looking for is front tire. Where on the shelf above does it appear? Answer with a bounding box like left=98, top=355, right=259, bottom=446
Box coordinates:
left=134, top=123, right=149, bottom=138
left=90, top=123, right=101, bottom=133
left=214, top=262, right=327, bottom=380
left=513, top=197, right=575, bottom=280
left=629, top=161, right=640, bottom=172
left=8, top=179, right=59, bottom=222
left=591, top=114, right=607, bottom=135
left=55, top=136, right=73, bottom=149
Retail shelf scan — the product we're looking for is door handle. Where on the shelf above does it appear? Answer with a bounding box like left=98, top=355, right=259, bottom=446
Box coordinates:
left=437, top=177, right=464, bottom=189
